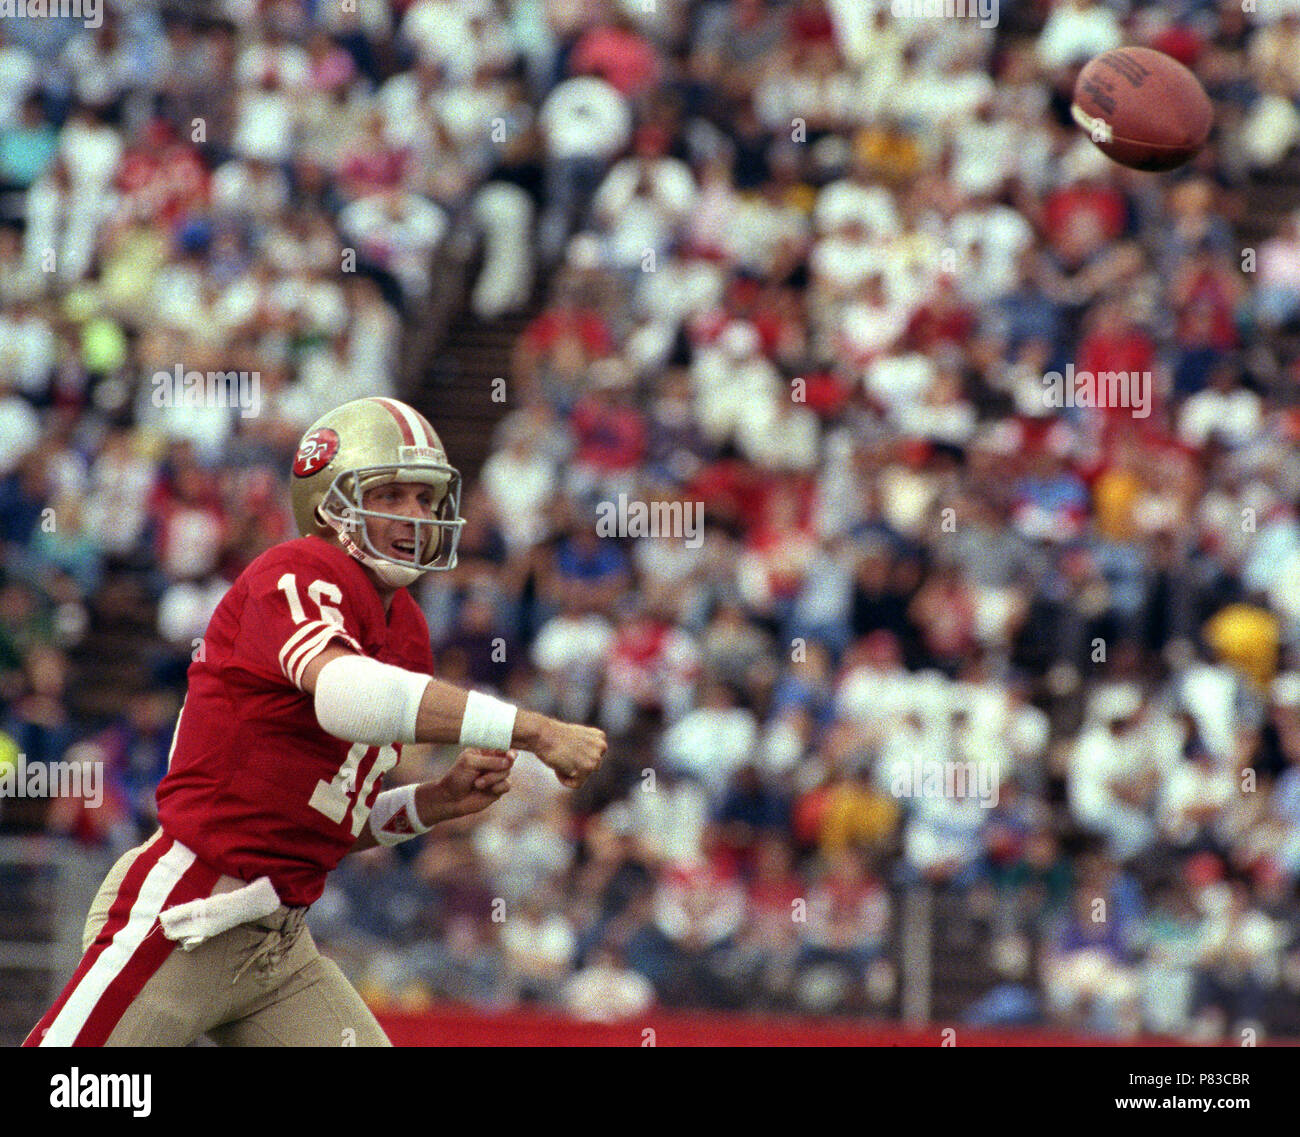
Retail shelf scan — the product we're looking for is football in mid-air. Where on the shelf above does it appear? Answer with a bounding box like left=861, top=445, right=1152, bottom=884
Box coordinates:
left=1071, top=46, right=1213, bottom=171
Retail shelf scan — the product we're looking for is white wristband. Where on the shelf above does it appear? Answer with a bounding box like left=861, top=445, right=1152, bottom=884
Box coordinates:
left=459, top=690, right=517, bottom=752
left=369, top=783, right=431, bottom=846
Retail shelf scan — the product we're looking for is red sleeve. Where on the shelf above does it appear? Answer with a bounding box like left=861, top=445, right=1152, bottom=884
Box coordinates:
left=571, top=399, right=597, bottom=433
left=580, top=311, right=612, bottom=356
left=617, top=409, right=648, bottom=466
left=569, top=31, right=600, bottom=77
left=233, top=552, right=367, bottom=691
left=1041, top=188, right=1072, bottom=238
left=1076, top=333, right=1104, bottom=378
left=522, top=311, right=558, bottom=352
left=117, top=152, right=154, bottom=193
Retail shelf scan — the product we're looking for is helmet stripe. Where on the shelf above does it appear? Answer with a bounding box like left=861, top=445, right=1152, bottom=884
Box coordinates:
left=370, top=397, right=419, bottom=446
left=412, top=410, right=437, bottom=447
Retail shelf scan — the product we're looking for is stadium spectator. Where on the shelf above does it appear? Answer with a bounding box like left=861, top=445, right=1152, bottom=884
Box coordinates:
left=561, top=943, right=655, bottom=1022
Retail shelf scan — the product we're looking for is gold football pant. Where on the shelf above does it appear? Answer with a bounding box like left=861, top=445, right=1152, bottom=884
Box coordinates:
left=24, top=830, right=390, bottom=1047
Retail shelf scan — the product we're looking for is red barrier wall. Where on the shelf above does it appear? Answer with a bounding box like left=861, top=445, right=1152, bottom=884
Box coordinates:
left=374, top=1005, right=1189, bottom=1047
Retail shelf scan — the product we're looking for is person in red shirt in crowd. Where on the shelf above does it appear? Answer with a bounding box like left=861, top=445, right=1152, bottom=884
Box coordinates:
left=603, top=596, right=700, bottom=730
left=651, top=826, right=746, bottom=1004
left=513, top=279, right=614, bottom=409
left=746, top=831, right=805, bottom=928
left=338, top=109, right=408, bottom=201
left=687, top=455, right=769, bottom=533
left=1041, top=171, right=1127, bottom=250
left=737, top=479, right=818, bottom=627
left=904, top=273, right=977, bottom=353
left=796, top=367, right=855, bottom=418
left=568, top=9, right=662, bottom=99
left=700, top=277, right=808, bottom=364
left=1170, top=242, right=1246, bottom=395
left=304, top=30, right=356, bottom=94
left=787, top=0, right=836, bottom=49
left=1073, top=298, right=1162, bottom=441
left=568, top=358, right=648, bottom=496
left=116, top=117, right=209, bottom=229
left=1076, top=299, right=1156, bottom=382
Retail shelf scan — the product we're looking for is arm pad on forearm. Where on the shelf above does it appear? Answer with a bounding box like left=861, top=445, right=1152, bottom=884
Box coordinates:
left=313, top=654, right=430, bottom=745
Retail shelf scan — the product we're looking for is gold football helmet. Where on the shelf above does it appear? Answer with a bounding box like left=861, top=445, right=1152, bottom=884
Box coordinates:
left=290, top=397, right=464, bottom=587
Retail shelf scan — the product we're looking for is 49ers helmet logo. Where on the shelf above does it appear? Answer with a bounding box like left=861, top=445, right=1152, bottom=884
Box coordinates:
left=293, top=428, right=340, bottom=477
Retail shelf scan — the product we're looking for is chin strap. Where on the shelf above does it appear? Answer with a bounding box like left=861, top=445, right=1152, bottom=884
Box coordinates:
left=325, top=515, right=426, bottom=589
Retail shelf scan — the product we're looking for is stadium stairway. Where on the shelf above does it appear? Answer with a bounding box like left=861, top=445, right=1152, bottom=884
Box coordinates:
left=399, top=222, right=539, bottom=487
left=408, top=308, right=537, bottom=489
left=68, top=573, right=161, bottom=722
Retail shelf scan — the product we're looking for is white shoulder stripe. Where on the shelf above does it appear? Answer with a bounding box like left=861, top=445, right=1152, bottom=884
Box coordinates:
left=287, top=626, right=362, bottom=689
left=278, top=620, right=340, bottom=676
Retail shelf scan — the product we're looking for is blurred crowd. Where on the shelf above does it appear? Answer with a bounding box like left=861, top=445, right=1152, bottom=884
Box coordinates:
left=6, top=0, right=1300, bottom=1041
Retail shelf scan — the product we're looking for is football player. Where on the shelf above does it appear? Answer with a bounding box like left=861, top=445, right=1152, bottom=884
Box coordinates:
left=24, top=396, right=607, bottom=1046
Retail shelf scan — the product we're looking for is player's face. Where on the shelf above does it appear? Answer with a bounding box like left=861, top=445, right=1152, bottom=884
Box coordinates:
left=361, top=481, right=438, bottom=565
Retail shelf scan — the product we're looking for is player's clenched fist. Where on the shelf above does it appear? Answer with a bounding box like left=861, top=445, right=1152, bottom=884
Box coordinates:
left=518, top=712, right=608, bottom=788
left=430, top=747, right=515, bottom=819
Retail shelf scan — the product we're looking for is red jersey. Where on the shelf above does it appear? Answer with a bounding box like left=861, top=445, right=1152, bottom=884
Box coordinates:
left=155, top=536, right=434, bottom=907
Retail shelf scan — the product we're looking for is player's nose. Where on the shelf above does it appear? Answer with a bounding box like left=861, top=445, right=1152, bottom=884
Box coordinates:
left=393, top=490, right=432, bottom=521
